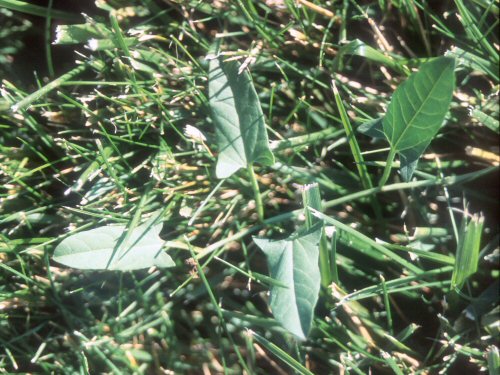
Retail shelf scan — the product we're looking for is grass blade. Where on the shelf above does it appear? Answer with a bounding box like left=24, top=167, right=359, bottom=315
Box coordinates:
left=451, top=212, right=485, bottom=290
left=252, top=332, right=314, bottom=375
left=0, top=0, right=81, bottom=21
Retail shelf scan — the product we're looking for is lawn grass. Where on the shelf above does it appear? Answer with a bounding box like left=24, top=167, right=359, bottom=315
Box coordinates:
left=0, top=0, right=498, bottom=374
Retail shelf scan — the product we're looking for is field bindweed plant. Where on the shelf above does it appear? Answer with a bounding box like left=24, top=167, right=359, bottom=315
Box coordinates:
left=208, top=53, right=275, bottom=221
left=53, top=210, right=174, bottom=270
left=53, top=53, right=482, bottom=343
left=1, top=1, right=498, bottom=373
left=378, top=56, right=456, bottom=185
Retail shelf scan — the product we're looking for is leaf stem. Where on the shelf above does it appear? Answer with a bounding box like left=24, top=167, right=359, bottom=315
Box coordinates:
left=247, top=164, right=264, bottom=221
left=379, top=149, right=396, bottom=187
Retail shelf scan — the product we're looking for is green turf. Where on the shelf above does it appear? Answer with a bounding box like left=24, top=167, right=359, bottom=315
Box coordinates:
left=0, top=1, right=498, bottom=374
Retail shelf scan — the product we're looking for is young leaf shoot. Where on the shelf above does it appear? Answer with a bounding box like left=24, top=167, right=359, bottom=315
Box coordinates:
left=254, top=226, right=322, bottom=340
left=208, top=55, right=275, bottom=219
left=208, top=56, right=275, bottom=179
left=380, top=57, right=456, bottom=185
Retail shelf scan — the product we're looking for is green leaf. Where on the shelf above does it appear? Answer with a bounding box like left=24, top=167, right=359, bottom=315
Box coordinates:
left=253, top=226, right=322, bottom=340
left=53, top=219, right=174, bottom=271
left=451, top=213, right=484, bottom=289
left=357, top=117, right=385, bottom=139
left=309, top=208, right=423, bottom=274
left=302, top=183, right=333, bottom=287
left=252, top=332, right=315, bottom=375
left=447, top=46, right=498, bottom=82
left=0, top=0, right=82, bottom=22
left=398, top=148, right=421, bottom=182
left=487, top=345, right=500, bottom=375
left=54, top=23, right=111, bottom=45
left=383, top=57, right=456, bottom=181
left=333, top=39, right=409, bottom=75
left=468, top=93, right=499, bottom=134
left=208, top=56, right=275, bottom=178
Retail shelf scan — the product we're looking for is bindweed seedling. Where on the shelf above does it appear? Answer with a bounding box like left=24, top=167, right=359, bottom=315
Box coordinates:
left=53, top=211, right=174, bottom=271
left=208, top=54, right=275, bottom=221
left=379, top=57, right=456, bottom=185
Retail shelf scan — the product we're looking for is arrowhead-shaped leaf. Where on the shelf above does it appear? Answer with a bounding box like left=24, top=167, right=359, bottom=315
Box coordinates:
left=253, top=226, right=322, bottom=340
left=358, top=117, right=385, bottom=139
left=208, top=56, right=275, bottom=178
left=53, top=220, right=174, bottom=271
left=383, top=57, right=456, bottom=180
